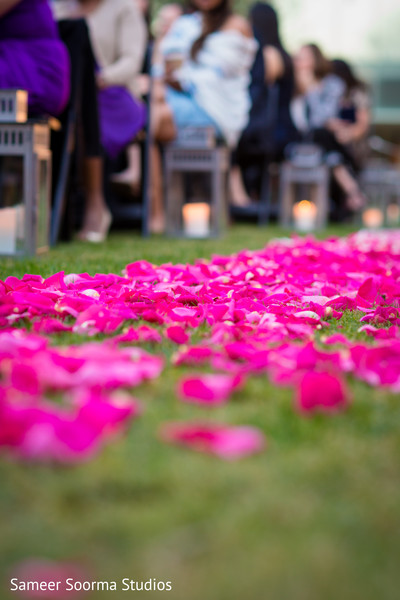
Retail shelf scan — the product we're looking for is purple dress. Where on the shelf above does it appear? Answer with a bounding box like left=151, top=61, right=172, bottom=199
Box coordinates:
left=98, top=86, right=146, bottom=158
left=0, top=0, right=70, bottom=116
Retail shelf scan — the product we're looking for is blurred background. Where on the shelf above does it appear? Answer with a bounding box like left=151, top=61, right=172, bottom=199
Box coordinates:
left=154, top=0, right=400, bottom=141
left=275, top=0, right=400, bottom=142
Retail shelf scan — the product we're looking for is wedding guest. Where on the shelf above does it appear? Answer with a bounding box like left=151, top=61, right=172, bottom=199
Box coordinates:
left=109, top=0, right=153, bottom=190
left=55, top=0, right=147, bottom=240
left=329, top=58, right=371, bottom=169
left=291, top=44, right=365, bottom=212
left=76, top=0, right=147, bottom=160
left=231, top=2, right=296, bottom=205
left=149, top=0, right=257, bottom=231
left=159, top=0, right=256, bottom=146
left=0, top=0, right=69, bottom=117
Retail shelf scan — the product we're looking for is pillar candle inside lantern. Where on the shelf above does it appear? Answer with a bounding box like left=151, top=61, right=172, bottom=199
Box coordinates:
left=293, top=200, right=317, bottom=232
left=182, top=202, right=210, bottom=238
left=362, top=207, right=384, bottom=229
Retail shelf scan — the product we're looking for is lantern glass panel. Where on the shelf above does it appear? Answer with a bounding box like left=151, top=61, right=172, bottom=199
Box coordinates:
left=182, top=172, right=213, bottom=236
left=36, top=157, right=50, bottom=251
left=0, top=155, right=25, bottom=254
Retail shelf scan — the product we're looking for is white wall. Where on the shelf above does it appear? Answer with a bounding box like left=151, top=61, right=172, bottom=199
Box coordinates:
left=274, top=0, right=400, bottom=63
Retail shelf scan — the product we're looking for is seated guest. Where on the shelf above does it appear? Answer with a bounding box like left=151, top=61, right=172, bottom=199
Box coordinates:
left=0, top=0, right=70, bottom=117
left=149, top=0, right=257, bottom=231
left=159, top=0, right=257, bottom=147
left=109, top=0, right=155, bottom=190
left=76, top=0, right=147, bottom=160
left=231, top=2, right=296, bottom=206
left=291, top=44, right=365, bottom=212
left=51, top=6, right=109, bottom=242
left=291, top=44, right=344, bottom=134
left=53, top=0, right=148, bottom=240
left=329, top=58, right=371, bottom=169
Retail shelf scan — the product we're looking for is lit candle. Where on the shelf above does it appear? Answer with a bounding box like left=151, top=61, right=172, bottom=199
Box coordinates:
left=182, top=203, right=211, bottom=238
left=386, top=203, right=400, bottom=226
left=362, top=207, right=384, bottom=229
left=0, top=207, right=17, bottom=254
left=292, top=200, right=317, bottom=232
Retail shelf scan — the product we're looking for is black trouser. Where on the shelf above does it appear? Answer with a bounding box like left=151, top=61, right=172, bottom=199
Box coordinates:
left=56, top=18, right=102, bottom=158
left=51, top=19, right=102, bottom=235
left=310, top=128, right=358, bottom=172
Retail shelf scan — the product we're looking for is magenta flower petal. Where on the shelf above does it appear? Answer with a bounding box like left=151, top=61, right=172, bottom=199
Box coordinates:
left=173, top=346, right=214, bottom=366
left=356, top=277, right=379, bottom=307
left=165, top=325, right=189, bottom=345
left=2, top=230, right=400, bottom=463
left=178, top=374, right=242, bottom=405
left=0, top=389, right=141, bottom=463
left=160, top=421, right=266, bottom=459
left=10, top=363, right=41, bottom=396
left=296, top=371, right=349, bottom=414
left=33, top=318, right=72, bottom=335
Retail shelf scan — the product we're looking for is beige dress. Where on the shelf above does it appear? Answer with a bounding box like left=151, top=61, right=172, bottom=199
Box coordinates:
left=53, top=0, right=147, bottom=98
left=86, top=0, right=147, bottom=98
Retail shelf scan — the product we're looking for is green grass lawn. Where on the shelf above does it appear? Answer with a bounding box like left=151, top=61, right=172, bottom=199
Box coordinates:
left=1, top=225, right=399, bottom=600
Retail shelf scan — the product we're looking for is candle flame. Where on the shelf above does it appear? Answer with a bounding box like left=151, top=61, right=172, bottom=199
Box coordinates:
left=293, top=200, right=317, bottom=218
left=362, top=208, right=384, bottom=229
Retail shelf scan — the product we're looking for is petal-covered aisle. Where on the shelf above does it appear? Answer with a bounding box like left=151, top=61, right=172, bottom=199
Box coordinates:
left=0, top=230, right=399, bottom=462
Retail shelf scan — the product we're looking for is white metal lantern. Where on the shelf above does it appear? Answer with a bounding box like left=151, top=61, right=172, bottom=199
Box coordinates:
left=0, top=89, right=28, bottom=123
left=0, top=90, right=51, bottom=257
left=164, top=127, right=229, bottom=238
left=360, top=165, right=400, bottom=228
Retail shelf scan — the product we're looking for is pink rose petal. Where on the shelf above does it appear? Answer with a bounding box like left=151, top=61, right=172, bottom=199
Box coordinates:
left=160, top=421, right=266, bottom=459
left=165, top=325, right=189, bottom=345
left=178, top=374, right=242, bottom=405
left=296, top=371, right=349, bottom=414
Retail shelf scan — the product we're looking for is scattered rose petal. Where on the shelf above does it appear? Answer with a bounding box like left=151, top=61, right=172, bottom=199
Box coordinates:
left=165, top=325, right=189, bottom=345
left=296, top=371, right=349, bottom=414
left=160, top=421, right=266, bottom=459
left=178, top=374, right=242, bottom=405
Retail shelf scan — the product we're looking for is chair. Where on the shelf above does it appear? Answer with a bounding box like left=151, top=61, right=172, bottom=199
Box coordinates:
left=360, top=162, right=400, bottom=217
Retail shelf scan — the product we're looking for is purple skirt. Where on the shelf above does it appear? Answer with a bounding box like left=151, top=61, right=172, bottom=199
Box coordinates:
left=0, top=0, right=70, bottom=116
left=0, top=39, right=70, bottom=116
left=98, top=86, right=146, bottom=158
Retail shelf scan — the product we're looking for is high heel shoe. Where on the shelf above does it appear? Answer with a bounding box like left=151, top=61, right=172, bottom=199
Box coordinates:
left=77, top=210, right=112, bottom=243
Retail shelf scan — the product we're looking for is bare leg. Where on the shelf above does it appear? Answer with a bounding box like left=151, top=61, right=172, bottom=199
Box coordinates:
left=149, top=90, right=177, bottom=233
left=152, top=100, right=176, bottom=143
left=77, top=156, right=111, bottom=241
left=229, top=165, right=252, bottom=207
left=333, top=165, right=366, bottom=211
left=150, top=144, right=165, bottom=233
left=111, top=144, right=141, bottom=191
